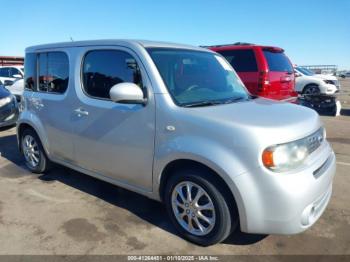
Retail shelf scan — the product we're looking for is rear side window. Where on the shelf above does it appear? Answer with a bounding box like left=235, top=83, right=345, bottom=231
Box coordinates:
left=24, top=53, right=37, bottom=91
left=82, top=50, right=143, bottom=100
left=217, top=50, right=258, bottom=72
left=263, top=51, right=293, bottom=73
left=38, top=52, right=69, bottom=94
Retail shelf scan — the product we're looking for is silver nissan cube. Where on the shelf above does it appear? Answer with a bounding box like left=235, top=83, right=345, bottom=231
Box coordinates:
left=17, top=40, right=336, bottom=246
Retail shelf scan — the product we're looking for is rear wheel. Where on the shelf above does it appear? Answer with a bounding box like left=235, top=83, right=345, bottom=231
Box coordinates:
left=303, top=84, right=320, bottom=95
left=21, top=129, right=51, bottom=173
left=164, top=168, right=237, bottom=246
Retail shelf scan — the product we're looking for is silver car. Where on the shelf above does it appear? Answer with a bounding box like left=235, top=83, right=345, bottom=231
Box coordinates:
left=17, top=40, right=336, bottom=246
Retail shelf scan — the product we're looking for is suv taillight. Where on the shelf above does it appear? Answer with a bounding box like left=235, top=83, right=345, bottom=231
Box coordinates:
left=258, top=71, right=270, bottom=94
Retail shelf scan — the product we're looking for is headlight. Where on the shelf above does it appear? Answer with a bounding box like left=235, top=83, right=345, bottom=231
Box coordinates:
left=323, top=80, right=334, bottom=85
left=0, top=96, right=12, bottom=107
left=262, top=127, right=325, bottom=172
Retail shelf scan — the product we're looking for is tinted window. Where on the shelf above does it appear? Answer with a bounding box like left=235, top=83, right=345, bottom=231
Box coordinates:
left=24, top=53, right=37, bottom=91
left=263, top=51, right=293, bottom=73
left=82, top=50, right=143, bottom=99
left=38, top=52, right=69, bottom=93
left=0, top=68, right=10, bottom=77
left=9, top=68, right=21, bottom=77
left=0, top=68, right=6, bottom=77
left=218, top=50, right=258, bottom=72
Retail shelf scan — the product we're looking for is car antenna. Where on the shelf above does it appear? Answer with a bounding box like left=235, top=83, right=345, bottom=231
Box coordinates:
left=70, top=37, right=74, bottom=42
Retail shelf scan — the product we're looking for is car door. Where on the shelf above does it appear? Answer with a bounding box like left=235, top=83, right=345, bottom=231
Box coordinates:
left=72, top=47, right=155, bottom=191
left=29, top=51, right=75, bottom=162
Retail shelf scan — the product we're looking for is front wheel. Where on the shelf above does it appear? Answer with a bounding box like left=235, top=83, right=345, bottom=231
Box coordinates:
left=303, top=85, right=321, bottom=95
left=164, top=169, right=237, bottom=246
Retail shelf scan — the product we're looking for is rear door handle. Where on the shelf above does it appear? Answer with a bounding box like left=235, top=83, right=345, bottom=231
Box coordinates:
left=74, top=108, right=89, bottom=117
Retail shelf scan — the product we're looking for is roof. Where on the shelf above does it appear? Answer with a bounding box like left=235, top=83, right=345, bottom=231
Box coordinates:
left=204, top=42, right=284, bottom=52
left=26, top=39, right=211, bottom=53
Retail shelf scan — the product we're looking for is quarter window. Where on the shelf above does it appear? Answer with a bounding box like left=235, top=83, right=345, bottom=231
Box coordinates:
left=38, top=52, right=69, bottom=93
left=82, top=50, right=143, bottom=100
left=217, top=50, right=258, bottom=72
left=24, top=53, right=37, bottom=91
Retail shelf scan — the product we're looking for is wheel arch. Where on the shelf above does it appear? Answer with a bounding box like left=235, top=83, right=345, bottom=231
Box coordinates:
left=158, top=159, right=241, bottom=223
left=17, top=121, right=49, bottom=157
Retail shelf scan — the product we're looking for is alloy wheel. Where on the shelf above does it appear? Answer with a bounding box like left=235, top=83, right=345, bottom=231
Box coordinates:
left=171, top=181, right=216, bottom=236
left=22, top=135, right=40, bottom=168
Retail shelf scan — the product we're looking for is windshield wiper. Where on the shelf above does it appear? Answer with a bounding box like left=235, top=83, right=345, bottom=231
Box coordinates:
left=222, top=97, right=248, bottom=104
left=183, top=97, right=249, bottom=108
left=182, top=100, right=223, bottom=108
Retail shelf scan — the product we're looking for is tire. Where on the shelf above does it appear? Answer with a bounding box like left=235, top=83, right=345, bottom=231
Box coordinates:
left=302, top=84, right=321, bottom=95
left=164, top=168, right=237, bottom=246
left=21, top=128, right=51, bottom=173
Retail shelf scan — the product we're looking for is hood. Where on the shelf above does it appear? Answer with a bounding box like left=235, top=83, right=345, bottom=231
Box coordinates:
left=314, top=74, right=337, bottom=81
left=0, top=85, right=11, bottom=99
left=186, top=98, right=321, bottom=146
left=296, top=74, right=323, bottom=84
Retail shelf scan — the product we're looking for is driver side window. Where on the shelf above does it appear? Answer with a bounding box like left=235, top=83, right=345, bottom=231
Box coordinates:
left=10, top=68, right=21, bottom=78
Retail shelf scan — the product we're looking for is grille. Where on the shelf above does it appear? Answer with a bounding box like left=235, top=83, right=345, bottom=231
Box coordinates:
left=305, top=128, right=324, bottom=155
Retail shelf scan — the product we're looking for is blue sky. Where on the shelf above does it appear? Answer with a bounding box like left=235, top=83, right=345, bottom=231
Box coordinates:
left=1, top=0, right=349, bottom=69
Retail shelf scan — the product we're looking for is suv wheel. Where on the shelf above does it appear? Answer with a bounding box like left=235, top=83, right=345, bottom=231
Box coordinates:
left=303, top=85, right=320, bottom=95
left=21, top=129, right=51, bottom=173
left=164, top=168, right=236, bottom=246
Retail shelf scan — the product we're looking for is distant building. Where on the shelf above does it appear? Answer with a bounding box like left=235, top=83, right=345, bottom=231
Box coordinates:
left=299, top=65, right=338, bottom=75
left=0, top=56, right=24, bottom=66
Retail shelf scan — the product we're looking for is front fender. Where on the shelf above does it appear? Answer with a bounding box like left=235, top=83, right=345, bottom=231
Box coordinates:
left=153, top=135, right=248, bottom=226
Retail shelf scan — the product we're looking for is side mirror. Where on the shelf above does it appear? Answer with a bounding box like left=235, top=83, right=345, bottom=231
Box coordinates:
left=109, top=83, right=146, bottom=104
left=4, top=80, right=14, bottom=86
left=13, top=74, right=23, bottom=79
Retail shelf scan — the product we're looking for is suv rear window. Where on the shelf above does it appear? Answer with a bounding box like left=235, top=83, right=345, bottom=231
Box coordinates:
left=263, top=51, right=293, bottom=73
left=217, top=50, right=258, bottom=72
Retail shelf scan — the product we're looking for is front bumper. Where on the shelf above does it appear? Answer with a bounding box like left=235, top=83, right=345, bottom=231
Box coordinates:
left=0, top=99, right=19, bottom=128
left=323, top=83, right=339, bottom=95
left=232, top=141, right=336, bottom=235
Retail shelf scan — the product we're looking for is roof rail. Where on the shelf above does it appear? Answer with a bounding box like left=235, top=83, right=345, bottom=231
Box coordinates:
left=200, top=42, right=255, bottom=48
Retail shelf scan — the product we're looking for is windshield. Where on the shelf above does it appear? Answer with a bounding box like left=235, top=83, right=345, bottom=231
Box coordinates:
left=147, top=48, right=250, bottom=107
left=296, top=67, right=315, bottom=76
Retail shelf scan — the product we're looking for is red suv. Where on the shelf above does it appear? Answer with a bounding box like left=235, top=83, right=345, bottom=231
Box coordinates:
left=207, top=43, right=296, bottom=100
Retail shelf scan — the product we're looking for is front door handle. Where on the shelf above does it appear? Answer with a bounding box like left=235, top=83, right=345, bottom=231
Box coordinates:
left=74, top=108, right=89, bottom=117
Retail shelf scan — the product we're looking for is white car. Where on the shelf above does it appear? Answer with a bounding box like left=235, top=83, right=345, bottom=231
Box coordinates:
left=0, top=66, right=25, bottom=99
left=0, top=66, right=24, bottom=84
left=295, top=67, right=340, bottom=95
left=7, top=78, right=24, bottom=99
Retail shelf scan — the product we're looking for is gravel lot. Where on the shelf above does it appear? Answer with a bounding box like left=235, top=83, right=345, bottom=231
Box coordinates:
left=0, top=79, right=349, bottom=255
